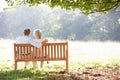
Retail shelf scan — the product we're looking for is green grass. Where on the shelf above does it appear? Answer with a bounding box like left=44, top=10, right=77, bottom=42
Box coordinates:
left=0, top=69, right=50, bottom=80
left=0, top=61, right=70, bottom=80
left=0, top=40, right=120, bottom=79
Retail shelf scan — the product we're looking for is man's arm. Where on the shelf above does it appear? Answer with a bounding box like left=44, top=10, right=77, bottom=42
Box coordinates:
left=41, top=39, right=48, bottom=45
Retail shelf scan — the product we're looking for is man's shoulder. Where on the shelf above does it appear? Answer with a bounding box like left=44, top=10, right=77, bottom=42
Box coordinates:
left=16, top=36, right=32, bottom=43
left=16, top=36, right=32, bottom=39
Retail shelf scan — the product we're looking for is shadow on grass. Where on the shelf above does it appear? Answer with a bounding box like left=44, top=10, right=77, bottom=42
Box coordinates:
left=0, top=69, right=46, bottom=80
left=0, top=68, right=68, bottom=80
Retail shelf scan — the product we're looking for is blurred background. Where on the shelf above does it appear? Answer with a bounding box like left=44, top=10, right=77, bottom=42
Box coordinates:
left=0, top=2, right=120, bottom=41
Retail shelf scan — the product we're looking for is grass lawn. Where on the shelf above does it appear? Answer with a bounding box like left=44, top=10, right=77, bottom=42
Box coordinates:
left=0, top=39, right=120, bottom=80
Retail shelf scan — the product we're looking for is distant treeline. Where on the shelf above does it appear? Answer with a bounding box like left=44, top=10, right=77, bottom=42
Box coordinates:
left=0, top=5, right=120, bottom=41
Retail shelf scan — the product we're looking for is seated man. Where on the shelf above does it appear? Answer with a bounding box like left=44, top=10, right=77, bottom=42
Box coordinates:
left=16, top=28, right=47, bottom=69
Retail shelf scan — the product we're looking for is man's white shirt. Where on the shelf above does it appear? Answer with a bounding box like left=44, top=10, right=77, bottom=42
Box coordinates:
left=16, top=36, right=41, bottom=48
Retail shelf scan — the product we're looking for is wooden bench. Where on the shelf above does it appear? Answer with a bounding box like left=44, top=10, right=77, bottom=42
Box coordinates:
left=14, top=42, right=68, bottom=72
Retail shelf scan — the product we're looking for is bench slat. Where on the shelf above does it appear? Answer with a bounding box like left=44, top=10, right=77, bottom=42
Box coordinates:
left=48, top=45, right=50, bottom=59
left=60, top=45, right=62, bottom=59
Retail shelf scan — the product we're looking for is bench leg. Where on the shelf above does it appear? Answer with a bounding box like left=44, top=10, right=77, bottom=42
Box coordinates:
left=15, top=61, right=17, bottom=71
left=66, top=60, right=68, bottom=73
left=47, top=61, right=49, bottom=64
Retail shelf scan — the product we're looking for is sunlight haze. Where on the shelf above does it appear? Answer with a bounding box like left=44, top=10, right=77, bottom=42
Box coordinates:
left=0, top=0, right=8, bottom=12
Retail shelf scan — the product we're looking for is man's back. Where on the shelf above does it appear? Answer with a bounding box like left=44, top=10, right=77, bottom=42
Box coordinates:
left=16, top=36, right=41, bottom=48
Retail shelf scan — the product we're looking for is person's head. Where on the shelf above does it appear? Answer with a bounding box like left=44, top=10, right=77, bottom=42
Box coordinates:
left=33, top=29, right=42, bottom=39
left=24, top=28, right=31, bottom=36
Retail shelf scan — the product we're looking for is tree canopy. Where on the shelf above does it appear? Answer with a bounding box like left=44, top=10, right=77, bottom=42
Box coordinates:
left=5, top=0, right=120, bottom=15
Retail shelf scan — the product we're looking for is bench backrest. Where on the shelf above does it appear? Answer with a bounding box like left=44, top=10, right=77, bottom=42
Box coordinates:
left=14, top=42, right=68, bottom=61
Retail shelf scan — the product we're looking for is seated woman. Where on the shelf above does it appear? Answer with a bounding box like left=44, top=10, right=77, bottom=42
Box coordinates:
left=33, top=29, right=48, bottom=68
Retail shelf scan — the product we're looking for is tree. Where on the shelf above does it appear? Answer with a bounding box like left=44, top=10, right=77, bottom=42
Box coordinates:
left=5, top=0, right=120, bottom=15
left=86, top=9, right=120, bottom=41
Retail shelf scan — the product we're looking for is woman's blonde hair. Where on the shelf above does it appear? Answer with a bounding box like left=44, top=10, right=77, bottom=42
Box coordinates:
left=33, top=29, right=42, bottom=39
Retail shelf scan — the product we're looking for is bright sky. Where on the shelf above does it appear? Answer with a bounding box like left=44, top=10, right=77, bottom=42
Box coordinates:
left=0, top=0, right=8, bottom=12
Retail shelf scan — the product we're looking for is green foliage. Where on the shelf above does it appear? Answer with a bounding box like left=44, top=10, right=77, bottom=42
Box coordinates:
left=5, top=0, right=120, bottom=15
